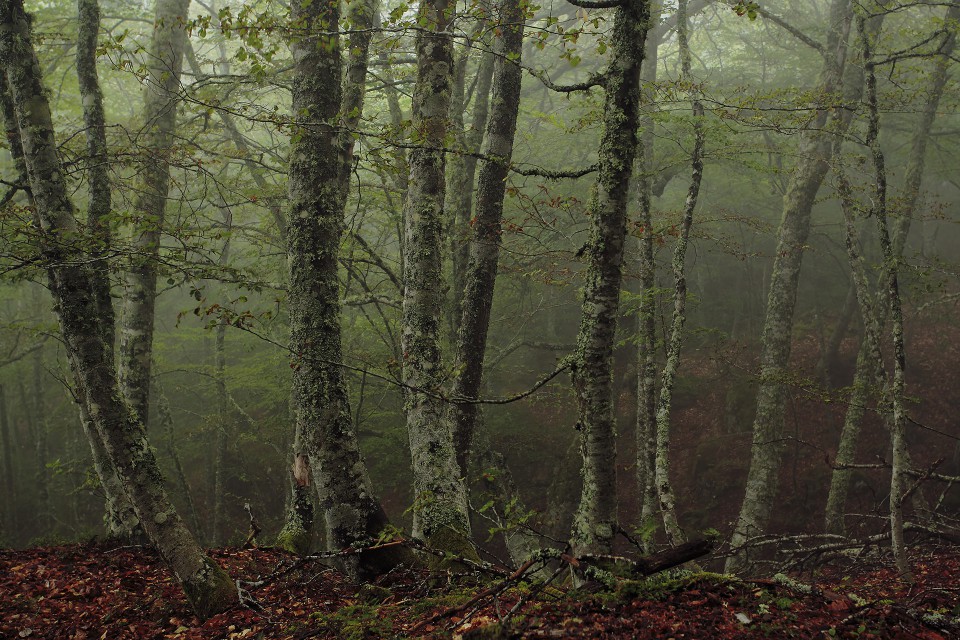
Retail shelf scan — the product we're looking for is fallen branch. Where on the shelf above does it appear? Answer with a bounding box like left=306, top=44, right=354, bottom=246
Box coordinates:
left=408, top=558, right=539, bottom=634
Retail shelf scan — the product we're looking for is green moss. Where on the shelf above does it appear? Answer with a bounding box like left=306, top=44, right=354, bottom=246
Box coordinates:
left=424, top=524, right=481, bottom=571
left=612, top=570, right=736, bottom=604
left=408, top=587, right=475, bottom=617
left=309, top=603, right=394, bottom=640
left=357, top=583, right=393, bottom=605
left=181, top=558, right=237, bottom=620
left=275, top=522, right=312, bottom=556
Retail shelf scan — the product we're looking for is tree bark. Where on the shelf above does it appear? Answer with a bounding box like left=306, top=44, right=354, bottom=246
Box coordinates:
left=570, top=0, right=651, bottom=558
left=283, top=0, right=408, bottom=579
left=0, top=0, right=235, bottom=618
left=76, top=0, right=143, bottom=541
left=823, top=2, right=958, bottom=537
left=31, top=350, right=51, bottom=533
left=446, top=46, right=495, bottom=332
left=857, top=9, right=910, bottom=579
left=635, top=1, right=662, bottom=536
left=653, top=0, right=704, bottom=548
left=401, top=0, right=477, bottom=557
left=0, top=385, right=15, bottom=541
left=448, top=0, right=525, bottom=475
left=118, top=0, right=191, bottom=429
left=726, top=0, right=854, bottom=573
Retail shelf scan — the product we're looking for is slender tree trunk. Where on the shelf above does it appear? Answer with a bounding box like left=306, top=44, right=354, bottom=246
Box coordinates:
left=857, top=9, right=910, bottom=579
left=31, top=351, right=51, bottom=533
left=400, top=0, right=477, bottom=558
left=118, top=0, right=191, bottom=428
left=823, top=2, right=957, bottom=536
left=446, top=46, right=495, bottom=331
left=448, top=0, right=525, bottom=475
left=212, top=309, right=229, bottom=546
left=76, top=0, right=143, bottom=541
left=726, top=0, right=854, bottom=573
left=570, top=0, right=651, bottom=558
left=211, top=202, right=232, bottom=547
left=635, top=2, right=662, bottom=536
left=653, top=0, right=704, bottom=548
left=816, top=281, right=857, bottom=388
left=157, top=387, right=203, bottom=538
left=283, top=0, right=408, bottom=579
left=0, top=0, right=235, bottom=617
left=440, top=0, right=538, bottom=567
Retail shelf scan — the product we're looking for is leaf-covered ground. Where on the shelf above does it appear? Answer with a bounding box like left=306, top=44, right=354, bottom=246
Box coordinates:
left=3, top=543, right=959, bottom=639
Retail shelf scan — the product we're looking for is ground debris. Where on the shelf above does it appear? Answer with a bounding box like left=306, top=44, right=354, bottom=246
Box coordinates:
left=1, top=542, right=958, bottom=638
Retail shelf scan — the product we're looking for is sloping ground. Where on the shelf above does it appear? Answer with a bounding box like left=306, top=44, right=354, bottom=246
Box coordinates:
left=1, top=543, right=958, bottom=639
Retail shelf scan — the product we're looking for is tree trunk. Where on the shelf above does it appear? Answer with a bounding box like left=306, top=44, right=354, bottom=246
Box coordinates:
left=634, top=1, right=662, bottom=536
left=726, top=0, right=854, bottom=573
left=31, top=350, right=51, bottom=533
left=823, top=2, right=957, bottom=537
left=653, top=0, right=704, bottom=548
left=76, top=0, right=143, bottom=541
left=284, top=0, right=408, bottom=579
left=446, top=46, right=495, bottom=333
left=157, top=387, right=203, bottom=537
left=857, top=10, right=910, bottom=579
left=212, top=310, right=229, bottom=546
left=448, top=0, right=525, bottom=475
left=118, top=0, right=191, bottom=429
left=0, top=0, right=236, bottom=618
left=0, top=385, right=15, bottom=542
left=570, top=0, right=651, bottom=558
left=401, top=0, right=477, bottom=558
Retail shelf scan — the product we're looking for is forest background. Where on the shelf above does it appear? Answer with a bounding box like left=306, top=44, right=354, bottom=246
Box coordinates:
left=1, top=0, right=959, bottom=620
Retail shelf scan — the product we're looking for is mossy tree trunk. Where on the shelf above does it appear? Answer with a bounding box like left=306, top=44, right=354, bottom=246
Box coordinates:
left=570, top=0, right=651, bottom=558
left=283, top=0, right=408, bottom=578
left=634, top=1, right=662, bottom=537
left=442, top=0, right=540, bottom=568
left=0, top=0, right=236, bottom=618
left=448, top=0, right=525, bottom=477
left=726, top=0, right=854, bottom=573
left=445, top=43, right=495, bottom=334
left=400, top=0, right=477, bottom=558
left=118, top=0, right=191, bottom=429
left=856, top=7, right=911, bottom=578
left=824, top=2, right=958, bottom=537
left=75, top=0, right=142, bottom=541
left=653, top=0, right=704, bottom=549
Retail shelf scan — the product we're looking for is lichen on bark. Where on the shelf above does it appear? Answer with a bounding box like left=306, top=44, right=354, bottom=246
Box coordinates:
left=0, top=0, right=236, bottom=618
left=570, top=0, right=651, bottom=559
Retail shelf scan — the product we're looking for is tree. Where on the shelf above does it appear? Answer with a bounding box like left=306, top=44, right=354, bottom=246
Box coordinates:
left=570, top=0, right=651, bottom=558
left=281, top=0, right=410, bottom=578
left=399, top=0, right=478, bottom=557
left=76, top=0, right=143, bottom=541
left=824, top=1, right=960, bottom=537
left=726, top=0, right=856, bottom=573
left=118, top=0, right=192, bottom=429
left=652, top=0, right=706, bottom=548
left=0, top=0, right=236, bottom=618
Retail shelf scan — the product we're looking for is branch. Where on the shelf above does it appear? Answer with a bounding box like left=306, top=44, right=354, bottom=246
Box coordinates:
left=349, top=231, right=402, bottom=292
left=525, top=67, right=605, bottom=93
left=509, top=162, right=598, bottom=179
left=566, top=0, right=622, bottom=7
left=751, top=4, right=825, bottom=53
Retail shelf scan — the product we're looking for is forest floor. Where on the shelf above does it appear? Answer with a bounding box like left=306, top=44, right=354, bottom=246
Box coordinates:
left=2, top=542, right=959, bottom=639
